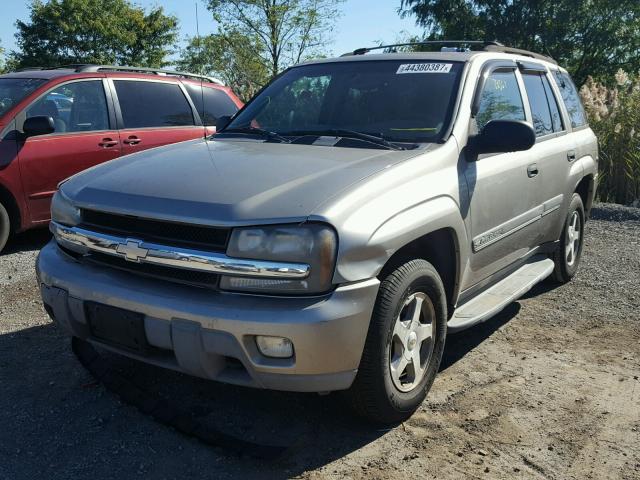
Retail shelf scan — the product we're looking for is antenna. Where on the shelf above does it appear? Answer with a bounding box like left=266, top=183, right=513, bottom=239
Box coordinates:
left=195, top=1, right=206, bottom=139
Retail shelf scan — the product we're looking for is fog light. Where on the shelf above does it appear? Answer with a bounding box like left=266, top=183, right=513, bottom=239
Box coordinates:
left=255, top=336, right=294, bottom=358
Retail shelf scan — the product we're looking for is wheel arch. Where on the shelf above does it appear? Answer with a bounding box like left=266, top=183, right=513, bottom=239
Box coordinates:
left=574, top=174, right=595, bottom=218
left=378, top=227, right=460, bottom=317
left=0, top=182, right=21, bottom=233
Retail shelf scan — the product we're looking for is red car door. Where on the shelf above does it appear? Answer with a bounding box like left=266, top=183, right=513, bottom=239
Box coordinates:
left=16, top=78, right=121, bottom=223
left=109, top=78, right=206, bottom=155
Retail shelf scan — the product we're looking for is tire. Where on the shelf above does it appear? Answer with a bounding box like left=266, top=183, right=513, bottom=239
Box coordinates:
left=346, top=259, right=447, bottom=424
left=0, top=201, right=10, bottom=254
left=551, top=193, right=585, bottom=283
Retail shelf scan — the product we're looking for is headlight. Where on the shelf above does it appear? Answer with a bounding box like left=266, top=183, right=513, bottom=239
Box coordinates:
left=51, top=190, right=81, bottom=226
left=221, top=223, right=337, bottom=294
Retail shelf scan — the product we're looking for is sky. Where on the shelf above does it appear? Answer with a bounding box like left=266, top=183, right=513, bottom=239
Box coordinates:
left=0, top=0, right=424, bottom=61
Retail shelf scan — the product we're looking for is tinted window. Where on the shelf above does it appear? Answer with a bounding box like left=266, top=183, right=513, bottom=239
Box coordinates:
left=476, top=70, right=525, bottom=129
left=0, top=78, right=46, bottom=117
left=553, top=71, right=587, bottom=128
left=523, top=73, right=556, bottom=136
left=225, top=60, right=464, bottom=143
left=114, top=81, right=194, bottom=128
left=27, top=80, right=109, bottom=133
left=185, top=84, right=239, bottom=126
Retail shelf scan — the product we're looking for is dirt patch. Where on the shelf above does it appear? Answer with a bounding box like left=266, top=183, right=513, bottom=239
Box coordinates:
left=0, top=205, right=638, bottom=479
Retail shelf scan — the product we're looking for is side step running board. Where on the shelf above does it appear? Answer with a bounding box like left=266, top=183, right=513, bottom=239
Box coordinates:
left=448, top=255, right=555, bottom=333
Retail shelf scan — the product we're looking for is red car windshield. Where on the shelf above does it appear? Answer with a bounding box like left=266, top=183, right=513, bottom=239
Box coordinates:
left=0, top=78, right=47, bottom=118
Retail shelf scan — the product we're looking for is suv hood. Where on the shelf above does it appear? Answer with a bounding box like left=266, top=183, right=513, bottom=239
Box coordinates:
left=62, top=138, right=427, bottom=226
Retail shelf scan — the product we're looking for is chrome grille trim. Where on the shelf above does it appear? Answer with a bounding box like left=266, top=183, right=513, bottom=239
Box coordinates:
left=51, top=222, right=310, bottom=279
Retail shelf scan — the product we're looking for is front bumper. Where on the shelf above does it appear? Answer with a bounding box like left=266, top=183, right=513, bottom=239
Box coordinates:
left=37, top=240, right=379, bottom=392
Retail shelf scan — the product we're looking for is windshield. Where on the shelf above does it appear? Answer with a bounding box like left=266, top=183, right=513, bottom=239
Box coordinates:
left=0, top=78, right=47, bottom=118
left=224, top=60, right=464, bottom=144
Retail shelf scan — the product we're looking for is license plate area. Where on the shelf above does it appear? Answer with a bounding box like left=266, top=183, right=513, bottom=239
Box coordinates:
left=86, top=302, right=148, bottom=353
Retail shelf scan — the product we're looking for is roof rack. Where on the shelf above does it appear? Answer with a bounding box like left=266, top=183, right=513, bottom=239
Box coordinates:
left=46, top=64, right=226, bottom=85
left=341, top=40, right=557, bottom=64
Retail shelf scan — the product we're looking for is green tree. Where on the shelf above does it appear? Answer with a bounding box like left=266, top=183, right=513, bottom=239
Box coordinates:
left=206, top=0, right=343, bottom=78
left=11, top=0, right=179, bottom=69
left=176, top=31, right=269, bottom=101
left=0, top=40, right=5, bottom=73
left=400, top=0, right=640, bottom=86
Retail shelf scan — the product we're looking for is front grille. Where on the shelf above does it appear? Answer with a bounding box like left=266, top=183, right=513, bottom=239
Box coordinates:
left=80, top=209, right=230, bottom=252
left=61, top=246, right=220, bottom=290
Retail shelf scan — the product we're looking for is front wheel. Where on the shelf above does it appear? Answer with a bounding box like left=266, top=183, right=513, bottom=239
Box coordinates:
left=346, top=259, right=447, bottom=424
left=551, top=193, right=585, bottom=283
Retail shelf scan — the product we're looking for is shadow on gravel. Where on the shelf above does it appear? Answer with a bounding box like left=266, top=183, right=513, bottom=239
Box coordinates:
left=590, top=204, right=640, bottom=222
left=440, top=302, right=521, bottom=372
left=2, top=228, right=50, bottom=255
left=0, top=322, right=385, bottom=479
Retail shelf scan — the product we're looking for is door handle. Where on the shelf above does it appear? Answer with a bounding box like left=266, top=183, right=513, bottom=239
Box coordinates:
left=527, top=163, right=539, bottom=178
left=98, top=138, right=118, bottom=148
left=567, top=150, right=576, bottom=162
left=123, top=136, right=141, bottom=145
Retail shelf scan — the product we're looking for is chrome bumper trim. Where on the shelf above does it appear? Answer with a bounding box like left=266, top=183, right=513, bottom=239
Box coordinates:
left=51, top=222, right=310, bottom=279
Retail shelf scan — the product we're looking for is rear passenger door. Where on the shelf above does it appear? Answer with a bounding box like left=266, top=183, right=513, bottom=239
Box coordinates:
left=519, top=64, right=570, bottom=244
left=109, top=79, right=205, bottom=155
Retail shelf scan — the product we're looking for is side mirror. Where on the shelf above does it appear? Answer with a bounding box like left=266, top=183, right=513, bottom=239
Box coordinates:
left=23, top=116, right=55, bottom=137
left=216, top=115, right=232, bottom=131
left=469, top=120, right=535, bottom=156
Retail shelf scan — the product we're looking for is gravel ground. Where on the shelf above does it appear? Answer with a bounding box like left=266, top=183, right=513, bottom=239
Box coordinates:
left=0, top=203, right=639, bottom=480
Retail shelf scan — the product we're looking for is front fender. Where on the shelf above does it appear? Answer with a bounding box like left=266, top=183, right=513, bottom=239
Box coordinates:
left=330, top=195, right=468, bottom=285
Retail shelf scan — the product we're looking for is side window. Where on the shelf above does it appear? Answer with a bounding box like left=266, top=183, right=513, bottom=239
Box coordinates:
left=184, top=84, right=239, bottom=126
left=522, top=72, right=564, bottom=137
left=476, top=70, right=525, bottom=129
left=541, top=74, right=563, bottom=132
left=26, top=80, right=109, bottom=134
left=553, top=71, right=587, bottom=128
left=114, top=81, right=195, bottom=128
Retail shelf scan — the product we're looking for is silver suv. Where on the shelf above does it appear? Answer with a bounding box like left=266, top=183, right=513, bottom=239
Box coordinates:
left=37, top=42, right=597, bottom=423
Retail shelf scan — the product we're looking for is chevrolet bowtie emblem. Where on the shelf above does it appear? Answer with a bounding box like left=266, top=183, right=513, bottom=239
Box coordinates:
left=116, top=239, right=149, bottom=263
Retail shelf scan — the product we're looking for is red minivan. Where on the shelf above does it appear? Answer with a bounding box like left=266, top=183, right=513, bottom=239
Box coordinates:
left=0, top=65, right=243, bottom=252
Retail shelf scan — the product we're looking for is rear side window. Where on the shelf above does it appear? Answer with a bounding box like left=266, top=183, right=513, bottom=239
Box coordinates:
left=522, top=73, right=563, bottom=136
left=553, top=71, right=587, bottom=128
left=184, top=84, right=239, bottom=126
left=26, top=80, right=109, bottom=133
left=114, top=81, right=195, bottom=128
left=476, top=70, right=525, bottom=129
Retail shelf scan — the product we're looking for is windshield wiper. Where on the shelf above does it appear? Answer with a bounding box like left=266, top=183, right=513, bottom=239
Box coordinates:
left=286, top=129, right=406, bottom=150
left=221, top=126, right=291, bottom=143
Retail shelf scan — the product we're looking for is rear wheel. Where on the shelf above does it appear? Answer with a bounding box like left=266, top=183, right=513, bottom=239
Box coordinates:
left=551, top=193, right=585, bottom=283
left=347, top=259, right=447, bottom=424
left=0, top=201, right=10, bottom=254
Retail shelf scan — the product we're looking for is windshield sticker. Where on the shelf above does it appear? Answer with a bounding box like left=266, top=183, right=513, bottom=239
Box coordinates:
left=396, top=63, right=452, bottom=74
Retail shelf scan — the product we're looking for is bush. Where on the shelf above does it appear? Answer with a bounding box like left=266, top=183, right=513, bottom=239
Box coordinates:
left=580, top=71, right=640, bottom=205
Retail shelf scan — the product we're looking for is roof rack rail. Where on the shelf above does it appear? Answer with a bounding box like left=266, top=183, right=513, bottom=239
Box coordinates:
left=482, top=44, right=557, bottom=65
left=341, top=40, right=502, bottom=57
left=48, top=64, right=226, bottom=85
left=341, top=40, right=557, bottom=64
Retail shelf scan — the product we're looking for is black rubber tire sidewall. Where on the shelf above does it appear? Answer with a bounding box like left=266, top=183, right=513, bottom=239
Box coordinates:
left=0, top=202, right=10, bottom=254
left=347, top=259, right=447, bottom=424
left=553, top=193, right=585, bottom=283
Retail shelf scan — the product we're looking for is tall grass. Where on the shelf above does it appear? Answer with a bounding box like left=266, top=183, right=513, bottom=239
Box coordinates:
left=580, top=71, right=640, bottom=205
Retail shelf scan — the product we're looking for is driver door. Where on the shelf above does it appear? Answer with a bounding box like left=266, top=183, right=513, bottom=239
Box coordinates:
left=16, top=78, right=121, bottom=223
left=462, top=67, right=541, bottom=287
